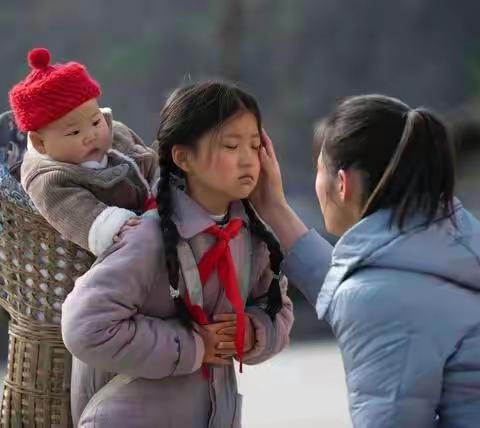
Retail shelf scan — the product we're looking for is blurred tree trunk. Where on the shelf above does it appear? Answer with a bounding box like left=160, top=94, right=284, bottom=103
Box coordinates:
left=218, top=0, right=244, bottom=81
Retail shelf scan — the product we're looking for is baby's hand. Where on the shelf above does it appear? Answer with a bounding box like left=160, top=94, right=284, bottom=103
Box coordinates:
left=113, top=217, right=141, bottom=243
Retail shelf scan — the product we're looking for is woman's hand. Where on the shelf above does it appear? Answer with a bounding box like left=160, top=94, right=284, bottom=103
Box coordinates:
left=250, top=130, right=309, bottom=251
left=250, top=130, right=288, bottom=222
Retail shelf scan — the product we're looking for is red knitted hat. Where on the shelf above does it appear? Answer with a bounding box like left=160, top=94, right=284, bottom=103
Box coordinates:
left=9, top=48, right=102, bottom=132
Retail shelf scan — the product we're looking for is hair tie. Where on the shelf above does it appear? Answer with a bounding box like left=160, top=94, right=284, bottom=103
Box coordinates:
left=272, top=272, right=283, bottom=280
left=169, top=284, right=180, bottom=299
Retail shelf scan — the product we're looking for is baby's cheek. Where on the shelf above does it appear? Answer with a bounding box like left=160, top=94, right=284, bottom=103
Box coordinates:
left=101, top=128, right=113, bottom=148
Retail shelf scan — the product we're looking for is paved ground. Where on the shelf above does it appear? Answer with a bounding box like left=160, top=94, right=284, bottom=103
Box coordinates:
left=0, top=341, right=350, bottom=427
left=238, top=340, right=351, bottom=428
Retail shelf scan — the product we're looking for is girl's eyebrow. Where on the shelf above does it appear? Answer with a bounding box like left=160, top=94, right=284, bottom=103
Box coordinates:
left=223, top=132, right=260, bottom=138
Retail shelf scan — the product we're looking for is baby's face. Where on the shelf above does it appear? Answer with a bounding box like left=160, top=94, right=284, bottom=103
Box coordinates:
left=33, top=99, right=112, bottom=164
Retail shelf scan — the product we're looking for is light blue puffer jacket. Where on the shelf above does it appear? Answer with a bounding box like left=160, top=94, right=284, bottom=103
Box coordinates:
left=283, top=200, right=480, bottom=428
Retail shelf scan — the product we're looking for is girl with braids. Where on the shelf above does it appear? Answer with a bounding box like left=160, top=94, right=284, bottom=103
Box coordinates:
left=251, top=95, right=480, bottom=427
left=61, top=81, right=294, bottom=428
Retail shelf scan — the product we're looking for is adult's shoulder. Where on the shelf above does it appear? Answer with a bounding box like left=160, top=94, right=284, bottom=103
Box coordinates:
left=330, top=267, right=421, bottom=330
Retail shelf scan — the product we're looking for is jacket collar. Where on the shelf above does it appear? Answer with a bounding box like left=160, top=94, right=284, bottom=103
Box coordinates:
left=316, top=199, right=466, bottom=319
left=170, top=183, right=250, bottom=240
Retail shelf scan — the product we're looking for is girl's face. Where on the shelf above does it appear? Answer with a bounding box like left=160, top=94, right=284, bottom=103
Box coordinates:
left=179, top=111, right=261, bottom=214
left=315, top=150, right=364, bottom=237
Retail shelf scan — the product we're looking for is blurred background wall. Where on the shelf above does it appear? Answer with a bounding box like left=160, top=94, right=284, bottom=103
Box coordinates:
left=3, top=0, right=480, bottom=227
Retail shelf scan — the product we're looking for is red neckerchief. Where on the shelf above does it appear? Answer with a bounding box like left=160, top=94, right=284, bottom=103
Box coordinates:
left=184, top=218, right=246, bottom=374
left=144, top=195, right=157, bottom=211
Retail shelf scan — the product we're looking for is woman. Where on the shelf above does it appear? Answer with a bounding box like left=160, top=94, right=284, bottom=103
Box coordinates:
left=252, top=94, right=480, bottom=427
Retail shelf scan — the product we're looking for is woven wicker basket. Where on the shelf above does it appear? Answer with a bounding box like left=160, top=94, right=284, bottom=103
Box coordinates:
left=0, top=189, right=94, bottom=427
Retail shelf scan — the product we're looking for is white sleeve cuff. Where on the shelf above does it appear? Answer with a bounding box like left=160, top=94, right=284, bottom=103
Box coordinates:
left=88, top=207, right=138, bottom=256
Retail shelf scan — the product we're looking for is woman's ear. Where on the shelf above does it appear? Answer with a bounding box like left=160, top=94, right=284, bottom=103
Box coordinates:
left=172, top=145, right=193, bottom=174
left=337, top=168, right=364, bottom=202
left=29, top=131, right=47, bottom=154
left=337, top=169, right=349, bottom=202
left=338, top=168, right=366, bottom=215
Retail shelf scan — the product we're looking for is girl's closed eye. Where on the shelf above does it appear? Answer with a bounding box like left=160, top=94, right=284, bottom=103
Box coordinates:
left=223, top=144, right=238, bottom=150
left=66, top=129, right=80, bottom=137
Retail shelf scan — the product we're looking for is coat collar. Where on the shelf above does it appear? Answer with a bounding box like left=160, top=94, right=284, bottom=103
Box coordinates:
left=170, top=183, right=250, bottom=240
left=316, top=199, right=466, bottom=319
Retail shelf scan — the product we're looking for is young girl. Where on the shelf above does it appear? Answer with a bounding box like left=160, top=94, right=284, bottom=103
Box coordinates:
left=252, top=95, right=480, bottom=427
left=61, top=81, right=294, bottom=427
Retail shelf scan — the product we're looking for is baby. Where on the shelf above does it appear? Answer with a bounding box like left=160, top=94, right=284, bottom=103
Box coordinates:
left=9, top=48, right=158, bottom=256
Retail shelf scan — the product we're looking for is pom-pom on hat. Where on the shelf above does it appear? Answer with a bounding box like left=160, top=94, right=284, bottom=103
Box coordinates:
left=9, top=48, right=101, bottom=132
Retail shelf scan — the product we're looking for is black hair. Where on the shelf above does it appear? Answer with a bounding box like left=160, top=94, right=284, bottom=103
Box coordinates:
left=315, top=94, right=456, bottom=229
left=156, top=81, right=283, bottom=325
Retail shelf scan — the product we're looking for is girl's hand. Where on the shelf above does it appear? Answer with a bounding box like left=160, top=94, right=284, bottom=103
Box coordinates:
left=249, top=130, right=288, bottom=222
left=113, top=217, right=141, bottom=243
left=198, top=320, right=238, bottom=365
left=214, top=313, right=256, bottom=354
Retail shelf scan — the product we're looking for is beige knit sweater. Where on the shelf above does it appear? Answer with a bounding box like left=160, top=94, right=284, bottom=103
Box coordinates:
left=21, top=109, right=159, bottom=255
